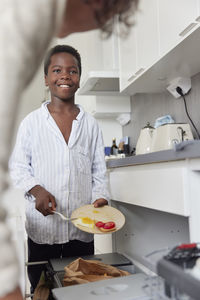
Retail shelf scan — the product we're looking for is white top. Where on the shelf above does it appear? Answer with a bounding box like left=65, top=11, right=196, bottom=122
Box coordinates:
left=9, top=101, right=109, bottom=244
left=0, top=0, right=66, bottom=296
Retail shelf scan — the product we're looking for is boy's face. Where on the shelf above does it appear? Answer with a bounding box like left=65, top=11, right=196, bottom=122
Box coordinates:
left=45, top=52, right=80, bottom=101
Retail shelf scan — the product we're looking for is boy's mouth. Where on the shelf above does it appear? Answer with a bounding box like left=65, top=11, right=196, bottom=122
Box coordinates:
left=58, top=84, right=71, bottom=88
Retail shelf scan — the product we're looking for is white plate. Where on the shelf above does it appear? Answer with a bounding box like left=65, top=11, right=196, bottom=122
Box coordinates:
left=71, top=205, right=125, bottom=234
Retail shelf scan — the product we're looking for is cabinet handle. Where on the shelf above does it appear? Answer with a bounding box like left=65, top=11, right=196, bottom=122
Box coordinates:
left=127, top=67, right=145, bottom=82
left=195, top=16, right=200, bottom=22
left=135, top=67, right=145, bottom=76
left=127, top=74, right=136, bottom=82
left=179, top=22, right=198, bottom=37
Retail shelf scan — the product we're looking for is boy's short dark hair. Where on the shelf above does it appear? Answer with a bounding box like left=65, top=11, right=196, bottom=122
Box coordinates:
left=44, top=45, right=82, bottom=76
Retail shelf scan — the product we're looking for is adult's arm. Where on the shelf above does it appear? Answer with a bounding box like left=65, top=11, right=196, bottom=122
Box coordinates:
left=0, top=0, right=66, bottom=297
left=0, top=208, right=21, bottom=298
left=0, top=0, right=66, bottom=191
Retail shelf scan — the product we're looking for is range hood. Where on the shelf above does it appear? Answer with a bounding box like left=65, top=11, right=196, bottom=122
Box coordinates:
left=77, top=71, right=120, bottom=96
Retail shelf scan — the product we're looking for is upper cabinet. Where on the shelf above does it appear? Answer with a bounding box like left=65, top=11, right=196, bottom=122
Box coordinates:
left=75, top=0, right=200, bottom=97
left=118, top=0, right=200, bottom=96
left=158, top=0, right=199, bottom=56
left=78, top=32, right=120, bottom=96
left=118, top=0, right=159, bottom=92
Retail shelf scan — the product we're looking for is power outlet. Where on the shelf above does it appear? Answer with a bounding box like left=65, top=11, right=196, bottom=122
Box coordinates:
left=166, top=77, right=191, bottom=98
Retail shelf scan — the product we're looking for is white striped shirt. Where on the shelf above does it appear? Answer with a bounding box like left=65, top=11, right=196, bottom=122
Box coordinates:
left=9, top=101, right=109, bottom=244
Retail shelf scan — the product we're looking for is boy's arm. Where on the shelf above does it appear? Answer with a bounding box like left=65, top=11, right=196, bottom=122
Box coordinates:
left=29, top=185, right=56, bottom=216
left=91, top=126, right=110, bottom=206
left=9, top=120, right=40, bottom=193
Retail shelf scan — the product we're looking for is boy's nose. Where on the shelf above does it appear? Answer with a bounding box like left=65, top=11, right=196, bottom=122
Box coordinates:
left=61, top=72, right=70, bottom=79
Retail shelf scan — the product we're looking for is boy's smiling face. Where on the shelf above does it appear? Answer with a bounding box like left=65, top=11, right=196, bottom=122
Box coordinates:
left=45, top=52, right=80, bottom=102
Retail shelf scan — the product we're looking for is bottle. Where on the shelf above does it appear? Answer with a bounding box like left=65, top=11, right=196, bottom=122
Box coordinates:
left=110, top=138, right=118, bottom=155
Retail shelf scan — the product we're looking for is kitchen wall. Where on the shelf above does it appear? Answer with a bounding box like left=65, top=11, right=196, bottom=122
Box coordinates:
left=123, top=72, right=200, bottom=150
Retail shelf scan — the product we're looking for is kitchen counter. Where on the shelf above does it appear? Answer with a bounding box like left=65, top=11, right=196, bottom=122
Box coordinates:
left=106, top=140, right=200, bottom=168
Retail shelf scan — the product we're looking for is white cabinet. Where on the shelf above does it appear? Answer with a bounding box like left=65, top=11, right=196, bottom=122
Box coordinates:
left=117, top=0, right=200, bottom=96
left=118, top=25, right=137, bottom=91
left=118, top=0, right=159, bottom=92
left=158, top=0, right=199, bottom=55
left=85, top=95, right=130, bottom=118
left=197, top=0, right=200, bottom=20
left=108, top=157, right=200, bottom=242
left=77, top=32, right=120, bottom=96
left=135, top=0, right=159, bottom=74
left=109, top=161, right=190, bottom=216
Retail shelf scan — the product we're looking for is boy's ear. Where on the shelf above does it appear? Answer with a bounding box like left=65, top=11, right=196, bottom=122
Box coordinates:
left=44, top=75, right=49, bottom=86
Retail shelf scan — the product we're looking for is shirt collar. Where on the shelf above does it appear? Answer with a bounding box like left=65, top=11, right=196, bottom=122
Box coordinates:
left=41, top=101, right=85, bottom=121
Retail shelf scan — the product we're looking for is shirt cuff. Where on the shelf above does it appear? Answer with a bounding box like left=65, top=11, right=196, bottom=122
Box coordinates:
left=23, top=178, right=41, bottom=194
left=91, top=193, right=110, bottom=205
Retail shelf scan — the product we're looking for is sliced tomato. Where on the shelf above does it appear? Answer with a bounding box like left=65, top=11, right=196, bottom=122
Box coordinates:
left=95, top=221, right=105, bottom=228
left=103, top=222, right=116, bottom=229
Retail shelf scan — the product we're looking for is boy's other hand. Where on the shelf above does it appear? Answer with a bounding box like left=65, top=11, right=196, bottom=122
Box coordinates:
left=93, top=198, right=108, bottom=208
left=29, top=185, right=57, bottom=216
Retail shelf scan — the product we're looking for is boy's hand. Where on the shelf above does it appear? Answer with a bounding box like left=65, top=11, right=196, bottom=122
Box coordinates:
left=93, top=198, right=108, bottom=208
left=29, top=185, right=57, bottom=216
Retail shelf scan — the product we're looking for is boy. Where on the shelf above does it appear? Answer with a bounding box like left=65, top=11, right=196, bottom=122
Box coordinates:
left=9, top=44, right=109, bottom=292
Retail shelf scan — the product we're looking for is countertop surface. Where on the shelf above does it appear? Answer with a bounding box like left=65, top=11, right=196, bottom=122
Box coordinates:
left=106, top=140, right=200, bottom=168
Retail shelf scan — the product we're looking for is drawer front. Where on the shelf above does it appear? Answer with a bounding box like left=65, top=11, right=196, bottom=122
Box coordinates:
left=109, top=162, right=190, bottom=216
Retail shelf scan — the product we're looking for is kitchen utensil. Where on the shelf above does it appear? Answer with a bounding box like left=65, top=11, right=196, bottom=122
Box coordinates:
left=136, top=122, right=155, bottom=155
left=71, top=205, right=125, bottom=234
left=53, top=211, right=78, bottom=222
left=151, top=123, right=194, bottom=152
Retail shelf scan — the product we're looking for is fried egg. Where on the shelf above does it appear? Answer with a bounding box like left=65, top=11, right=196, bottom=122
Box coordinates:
left=74, top=217, right=95, bottom=229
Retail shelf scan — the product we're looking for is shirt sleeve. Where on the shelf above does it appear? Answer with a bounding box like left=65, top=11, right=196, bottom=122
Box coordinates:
left=9, top=119, right=40, bottom=194
left=0, top=207, right=20, bottom=297
left=0, top=0, right=66, bottom=193
left=91, top=125, right=110, bottom=204
left=0, top=0, right=66, bottom=296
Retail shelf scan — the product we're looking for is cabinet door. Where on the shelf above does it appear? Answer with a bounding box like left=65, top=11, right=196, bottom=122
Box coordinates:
left=197, top=0, right=200, bottom=20
left=118, top=0, right=158, bottom=92
left=102, top=33, right=119, bottom=71
left=136, top=0, right=159, bottom=73
left=118, top=25, right=137, bottom=91
left=158, top=0, right=199, bottom=55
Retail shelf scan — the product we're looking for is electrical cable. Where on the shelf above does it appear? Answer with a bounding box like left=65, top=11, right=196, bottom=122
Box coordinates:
left=176, top=86, right=200, bottom=139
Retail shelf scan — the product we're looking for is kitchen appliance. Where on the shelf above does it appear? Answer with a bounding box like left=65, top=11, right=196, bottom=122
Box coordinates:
left=136, top=123, right=155, bottom=155
left=46, top=252, right=134, bottom=289
left=50, top=252, right=150, bottom=300
left=157, top=243, right=200, bottom=300
left=30, top=246, right=200, bottom=300
left=43, top=252, right=152, bottom=300
left=51, top=249, right=200, bottom=300
left=151, top=123, right=194, bottom=152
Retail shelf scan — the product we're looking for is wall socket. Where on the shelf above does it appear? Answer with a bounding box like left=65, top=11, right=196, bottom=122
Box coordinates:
left=166, top=77, right=191, bottom=98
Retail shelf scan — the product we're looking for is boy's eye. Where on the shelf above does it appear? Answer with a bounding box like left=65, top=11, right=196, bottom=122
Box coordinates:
left=70, top=70, right=78, bottom=75
left=53, top=69, right=61, bottom=73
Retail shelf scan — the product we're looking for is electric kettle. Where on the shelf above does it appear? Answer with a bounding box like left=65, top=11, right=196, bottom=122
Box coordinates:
left=151, top=123, right=194, bottom=152
left=136, top=122, right=155, bottom=155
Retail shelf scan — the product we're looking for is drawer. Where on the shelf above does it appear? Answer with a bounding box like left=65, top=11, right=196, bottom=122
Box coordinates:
left=109, top=161, right=190, bottom=216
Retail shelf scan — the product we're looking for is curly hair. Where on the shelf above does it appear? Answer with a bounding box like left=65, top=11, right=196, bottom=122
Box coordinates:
left=83, top=0, right=139, bottom=37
